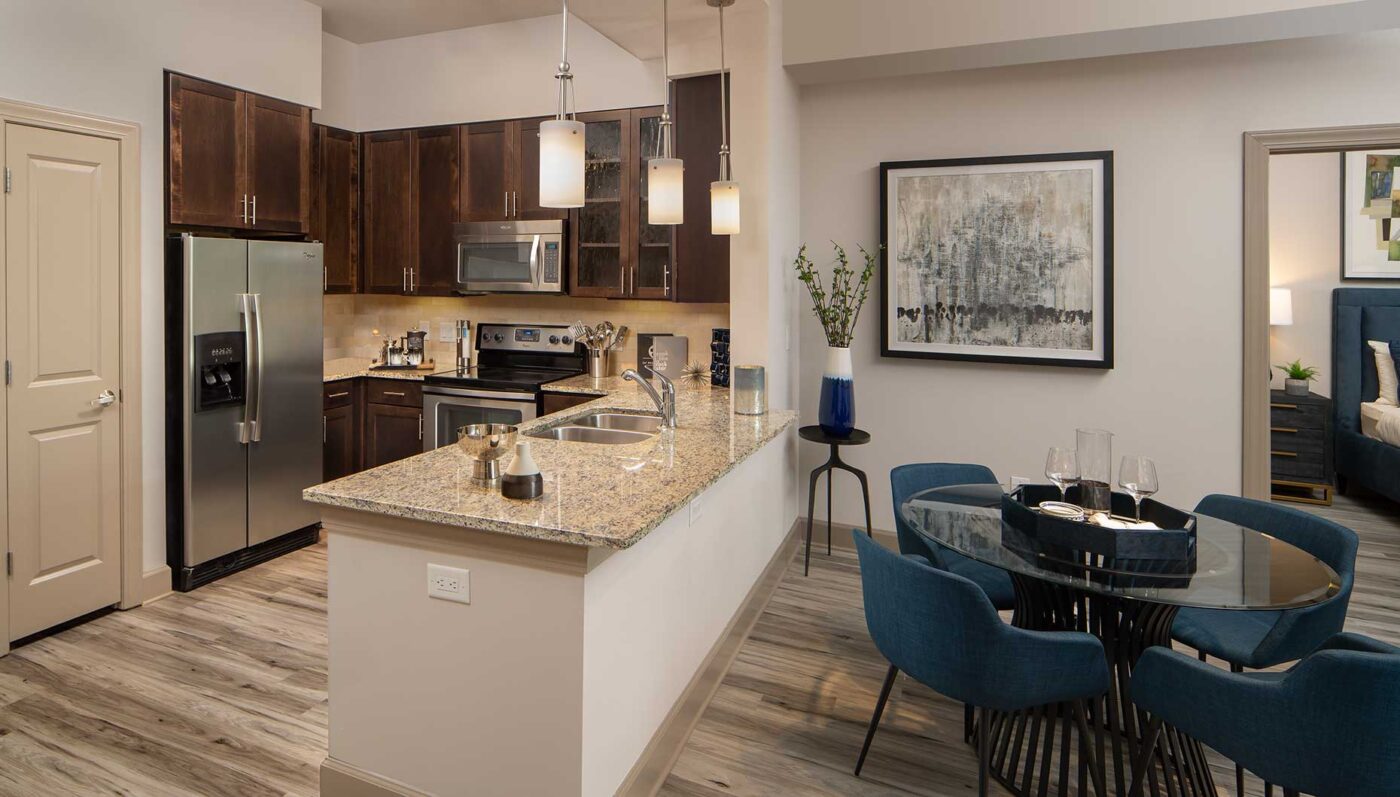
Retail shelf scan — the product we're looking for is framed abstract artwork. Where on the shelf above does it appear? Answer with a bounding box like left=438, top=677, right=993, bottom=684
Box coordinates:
left=879, top=152, right=1114, bottom=368
left=1342, top=149, right=1400, bottom=280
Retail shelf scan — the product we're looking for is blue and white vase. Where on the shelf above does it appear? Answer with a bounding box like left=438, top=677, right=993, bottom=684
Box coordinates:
left=818, top=346, right=855, bottom=437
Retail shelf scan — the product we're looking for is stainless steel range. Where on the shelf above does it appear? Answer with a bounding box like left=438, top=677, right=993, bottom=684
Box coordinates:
left=422, top=323, right=585, bottom=451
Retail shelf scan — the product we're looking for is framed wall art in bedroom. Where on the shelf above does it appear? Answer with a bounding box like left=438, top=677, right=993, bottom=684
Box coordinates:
left=880, top=151, right=1114, bottom=368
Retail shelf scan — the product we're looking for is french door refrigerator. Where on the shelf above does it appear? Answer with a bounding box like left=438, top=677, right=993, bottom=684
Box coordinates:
left=166, top=235, right=323, bottom=591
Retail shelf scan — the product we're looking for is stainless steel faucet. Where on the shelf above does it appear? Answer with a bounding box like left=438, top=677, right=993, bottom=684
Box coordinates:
left=622, top=368, right=677, bottom=428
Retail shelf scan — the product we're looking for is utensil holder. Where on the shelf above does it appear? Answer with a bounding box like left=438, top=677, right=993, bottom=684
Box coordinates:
left=588, top=349, right=610, bottom=379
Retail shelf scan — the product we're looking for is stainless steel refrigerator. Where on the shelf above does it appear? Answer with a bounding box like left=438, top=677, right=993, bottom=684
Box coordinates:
left=165, top=235, right=323, bottom=591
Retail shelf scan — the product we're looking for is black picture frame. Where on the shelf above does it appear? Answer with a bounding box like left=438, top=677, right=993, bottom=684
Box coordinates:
left=879, top=151, right=1114, bottom=369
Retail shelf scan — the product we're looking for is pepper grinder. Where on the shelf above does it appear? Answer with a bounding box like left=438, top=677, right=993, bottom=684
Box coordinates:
left=501, top=441, right=544, bottom=500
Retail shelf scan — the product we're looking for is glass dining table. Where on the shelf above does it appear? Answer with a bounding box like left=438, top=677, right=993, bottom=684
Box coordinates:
left=902, top=484, right=1341, bottom=797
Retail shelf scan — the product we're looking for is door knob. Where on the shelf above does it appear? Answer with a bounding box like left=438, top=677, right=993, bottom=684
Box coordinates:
left=92, top=389, right=117, bottom=408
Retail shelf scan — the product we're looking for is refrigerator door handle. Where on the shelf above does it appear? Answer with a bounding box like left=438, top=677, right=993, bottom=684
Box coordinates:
left=250, top=293, right=265, bottom=442
left=238, top=293, right=255, bottom=444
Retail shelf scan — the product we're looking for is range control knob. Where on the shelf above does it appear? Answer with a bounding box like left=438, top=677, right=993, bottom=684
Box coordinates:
left=561, top=335, right=572, bottom=345
left=548, top=335, right=560, bottom=345
left=492, top=333, right=504, bottom=343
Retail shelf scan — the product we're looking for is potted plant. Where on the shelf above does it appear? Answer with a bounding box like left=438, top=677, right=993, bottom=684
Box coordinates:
left=1274, top=359, right=1318, bottom=397
left=794, top=242, right=878, bottom=437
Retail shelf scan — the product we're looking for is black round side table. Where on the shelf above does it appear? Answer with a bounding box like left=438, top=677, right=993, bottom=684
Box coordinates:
left=799, top=425, right=872, bottom=577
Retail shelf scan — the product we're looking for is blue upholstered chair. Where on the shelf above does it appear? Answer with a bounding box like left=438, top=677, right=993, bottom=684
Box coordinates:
left=852, top=531, right=1110, bottom=796
left=1129, top=633, right=1400, bottom=797
left=890, top=463, right=1015, bottom=611
left=1170, top=495, right=1358, bottom=795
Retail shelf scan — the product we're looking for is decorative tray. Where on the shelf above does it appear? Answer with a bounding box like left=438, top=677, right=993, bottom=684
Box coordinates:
left=1002, top=484, right=1197, bottom=562
left=368, top=361, right=436, bottom=372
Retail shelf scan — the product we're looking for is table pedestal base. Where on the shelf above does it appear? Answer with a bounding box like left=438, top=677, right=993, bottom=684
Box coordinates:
left=975, top=575, right=1217, bottom=797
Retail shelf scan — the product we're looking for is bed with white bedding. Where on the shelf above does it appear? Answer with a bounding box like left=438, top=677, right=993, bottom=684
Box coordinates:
left=1333, top=289, right=1400, bottom=504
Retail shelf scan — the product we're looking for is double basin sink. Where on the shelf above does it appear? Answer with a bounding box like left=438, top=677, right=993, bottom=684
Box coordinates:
left=526, top=411, right=663, bottom=445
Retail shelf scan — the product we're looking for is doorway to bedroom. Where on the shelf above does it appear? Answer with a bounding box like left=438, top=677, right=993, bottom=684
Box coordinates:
left=1246, top=125, right=1400, bottom=550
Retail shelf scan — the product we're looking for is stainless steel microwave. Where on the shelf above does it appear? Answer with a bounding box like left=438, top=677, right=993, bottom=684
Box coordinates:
left=454, top=220, right=565, bottom=294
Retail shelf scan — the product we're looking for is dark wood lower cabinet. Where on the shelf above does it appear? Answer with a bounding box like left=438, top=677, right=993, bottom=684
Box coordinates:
left=364, top=402, right=424, bottom=469
left=323, top=403, right=358, bottom=481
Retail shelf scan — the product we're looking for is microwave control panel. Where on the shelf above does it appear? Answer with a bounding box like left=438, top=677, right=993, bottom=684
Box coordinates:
left=542, top=241, right=560, bottom=284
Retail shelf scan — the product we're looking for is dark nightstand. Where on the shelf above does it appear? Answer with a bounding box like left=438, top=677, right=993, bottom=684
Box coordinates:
left=1269, top=389, right=1334, bottom=505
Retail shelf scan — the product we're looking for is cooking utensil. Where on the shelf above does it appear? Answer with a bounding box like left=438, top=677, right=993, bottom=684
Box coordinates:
left=457, top=423, right=519, bottom=483
left=610, top=326, right=629, bottom=351
left=569, top=321, right=590, bottom=349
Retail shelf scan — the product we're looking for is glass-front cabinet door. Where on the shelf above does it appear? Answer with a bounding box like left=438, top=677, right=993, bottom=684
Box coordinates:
left=570, top=110, right=632, bottom=298
left=633, top=106, right=674, bottom=300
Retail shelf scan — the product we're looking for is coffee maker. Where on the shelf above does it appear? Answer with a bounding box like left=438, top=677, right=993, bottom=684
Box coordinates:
left=405, top=329, right=427, bottom=367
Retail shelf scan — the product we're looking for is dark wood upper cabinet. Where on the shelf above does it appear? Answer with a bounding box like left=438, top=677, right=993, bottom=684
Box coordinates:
left=312, top=125, right=359, bottom=293
left=672, top=74, right=731, bottom=303
left=631, top=106, right=674, bottom=300
left=166, top=72, right=311, bottom=233
left=412, top=126, right=462, bottom=295
left=461, top=121, right=516, bottom=222
left=246, top=93, right=310, bottom=233
left=516, top=118, right=570, bottom=221
left=569, top=109, right=633, bottom=298
left=168, top=74, right=246, bottom=228
left=362, top=130, right=415, bottom=294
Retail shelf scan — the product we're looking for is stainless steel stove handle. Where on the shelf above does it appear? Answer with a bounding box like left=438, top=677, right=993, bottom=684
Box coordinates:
left=530, top=235, right=541, bottom=288
left=422, top=385, right=538, bottom=401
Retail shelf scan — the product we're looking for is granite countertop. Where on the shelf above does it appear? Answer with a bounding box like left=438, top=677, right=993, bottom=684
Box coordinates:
left=303, top=379, right=796, bottom=549
left=324, top=357, right=431, bottom=382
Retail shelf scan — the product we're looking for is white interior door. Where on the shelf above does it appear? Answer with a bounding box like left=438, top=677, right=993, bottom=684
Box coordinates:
left=4, top=122, right=122, bottom=640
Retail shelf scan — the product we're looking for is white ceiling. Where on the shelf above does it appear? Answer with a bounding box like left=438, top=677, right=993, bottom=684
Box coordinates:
left=306, top=0, right=724, bottom=59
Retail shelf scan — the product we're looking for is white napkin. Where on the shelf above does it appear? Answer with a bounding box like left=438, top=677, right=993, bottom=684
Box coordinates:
left=1087, top=514, right=1159, bottom=531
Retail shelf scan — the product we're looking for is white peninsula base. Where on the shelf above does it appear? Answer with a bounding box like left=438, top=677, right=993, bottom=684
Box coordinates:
left=318, top=428, right=797, bottom=797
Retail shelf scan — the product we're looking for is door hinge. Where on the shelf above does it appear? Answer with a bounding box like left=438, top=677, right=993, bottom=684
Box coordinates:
left=3, top=166, right=10, bottom=194
left=5, top=552, right=11, bottom=577
left=4, top=360, right=10, bottom=386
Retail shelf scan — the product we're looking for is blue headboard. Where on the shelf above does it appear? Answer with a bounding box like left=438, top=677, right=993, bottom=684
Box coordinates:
left=1332, top=288, right=1400, bottom=433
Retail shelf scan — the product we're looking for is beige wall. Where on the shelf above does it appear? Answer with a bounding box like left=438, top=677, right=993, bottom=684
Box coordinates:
left=324, top=295, right=728, bottom=376
left=798, top=30, right=1400, bottom=531
left=0, top=0, right=323, bottom=572
left=1269, top=152, right=1341, bottom=396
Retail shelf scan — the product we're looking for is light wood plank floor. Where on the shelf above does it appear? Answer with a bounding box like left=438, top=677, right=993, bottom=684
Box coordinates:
left=0, top=489, right=1392, bottom=796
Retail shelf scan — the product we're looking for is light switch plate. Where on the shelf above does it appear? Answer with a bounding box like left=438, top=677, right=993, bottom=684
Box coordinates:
left=427, top=564, right=470, bottom=604
left=439, top=322, right=456, bottom=342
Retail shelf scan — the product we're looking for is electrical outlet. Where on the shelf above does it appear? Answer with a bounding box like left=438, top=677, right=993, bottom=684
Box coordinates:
left=689, top=492, right=705, bottom=526
left=427, top=564, right=470, bottom=604
left=439, top=321, right=455, bottom=342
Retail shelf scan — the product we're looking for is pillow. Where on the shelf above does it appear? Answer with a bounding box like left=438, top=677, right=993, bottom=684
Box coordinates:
left=1370, top=340, right=1398, bottom=406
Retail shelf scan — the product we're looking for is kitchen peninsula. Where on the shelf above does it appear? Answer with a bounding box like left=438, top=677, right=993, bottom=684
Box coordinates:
left=304, top=379, right=797, bottom=797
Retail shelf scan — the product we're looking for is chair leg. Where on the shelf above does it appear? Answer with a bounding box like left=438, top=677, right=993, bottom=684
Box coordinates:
left=1127, top=717, right=1164, bottom=797
left=854, top=664, right=898, bottom=777
left=1230, top=662, right=1244, bottom=797
left=1073, top=701, right=1108, bottom=797
left=1197, top=650, right=1207, bottom=662
left=977, top=707, right=991, bottom=797
left=1264, top=784, right=1273, bottom=797
left=963, top=702, right=973, bottom=743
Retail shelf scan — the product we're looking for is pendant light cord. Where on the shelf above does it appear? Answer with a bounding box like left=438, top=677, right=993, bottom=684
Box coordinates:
left=556, top=0, right=574, bottom=121
left=717, top=1, right=730, bottom=181
left=656, top=0, right=673, bottom=160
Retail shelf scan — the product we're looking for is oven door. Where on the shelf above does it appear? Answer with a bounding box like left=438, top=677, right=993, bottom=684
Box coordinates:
left=456, top=235, right=562, bottom=294
left=423, top=387, right=539, bottom=451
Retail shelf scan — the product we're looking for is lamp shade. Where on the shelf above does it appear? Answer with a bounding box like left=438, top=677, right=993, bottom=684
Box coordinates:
left=710, top=180, right=740, bottom=235
left=1270, top=288, right=1294, bottom=326
left=648, top=158, right=684, bottom=224
left=539, top=119, right=585, bottom=208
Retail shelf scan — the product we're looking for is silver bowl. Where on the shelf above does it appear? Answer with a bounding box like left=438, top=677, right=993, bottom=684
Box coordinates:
left=457, top=423, right=518, bottom=482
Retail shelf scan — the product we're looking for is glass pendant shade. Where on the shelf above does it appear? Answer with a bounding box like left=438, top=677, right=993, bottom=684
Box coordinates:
left=710, top=180, right=740, bottom=235
left=648, top=158, right=685, bottom=225
left=539, top=119, right=585, bottom=208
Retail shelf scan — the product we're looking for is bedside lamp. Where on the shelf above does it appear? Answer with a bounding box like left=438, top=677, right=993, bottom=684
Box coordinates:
left=1270, top=288, right=1293, bottom=326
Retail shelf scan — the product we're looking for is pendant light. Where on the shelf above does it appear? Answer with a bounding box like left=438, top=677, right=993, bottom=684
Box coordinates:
left=647, top=0, right=684, bottom=225
left=709, top=0, right=740, bottom=235
left=540, top=0, right=585, bottom=208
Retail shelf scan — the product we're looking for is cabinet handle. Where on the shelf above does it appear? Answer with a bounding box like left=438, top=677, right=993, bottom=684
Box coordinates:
left=1271, top=450, right=1298, bottom=458
left=403, top=267, right=408, bottom=293
left=241, top=194, right=248, bottom=224
left=1271, top=427, right=1299, bottom=434
left=410, top=268, right=416, bottom=293
left=418, top=413, right=424, bottom=441
left=323, top=416, right=327, bottom=443
left=505, top=191, right=509, bottom=217
left=1270, top=403, right=1298, bottom=410
left=664, top=262, right=670, bottom=295
left=511, top=191, right=517, bottom=217
left=251, top=195, right=257, bottom=226
left=327, top=391, right=350, bottom=399
left=383, top=391, right=406, bottom=397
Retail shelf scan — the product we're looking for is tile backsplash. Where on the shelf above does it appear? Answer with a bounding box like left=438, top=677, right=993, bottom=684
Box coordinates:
left=324, top=294, right=729, bottom=375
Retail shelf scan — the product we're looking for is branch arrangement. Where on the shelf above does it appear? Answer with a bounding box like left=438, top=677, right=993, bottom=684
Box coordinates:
left=793, top=242, right=880, bottom=348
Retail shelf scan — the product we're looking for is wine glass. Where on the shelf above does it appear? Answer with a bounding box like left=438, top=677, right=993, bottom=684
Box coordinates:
left=1119, top=456, right=1159, bottom=520
left=1045, top=447, right=1080, bottom=503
